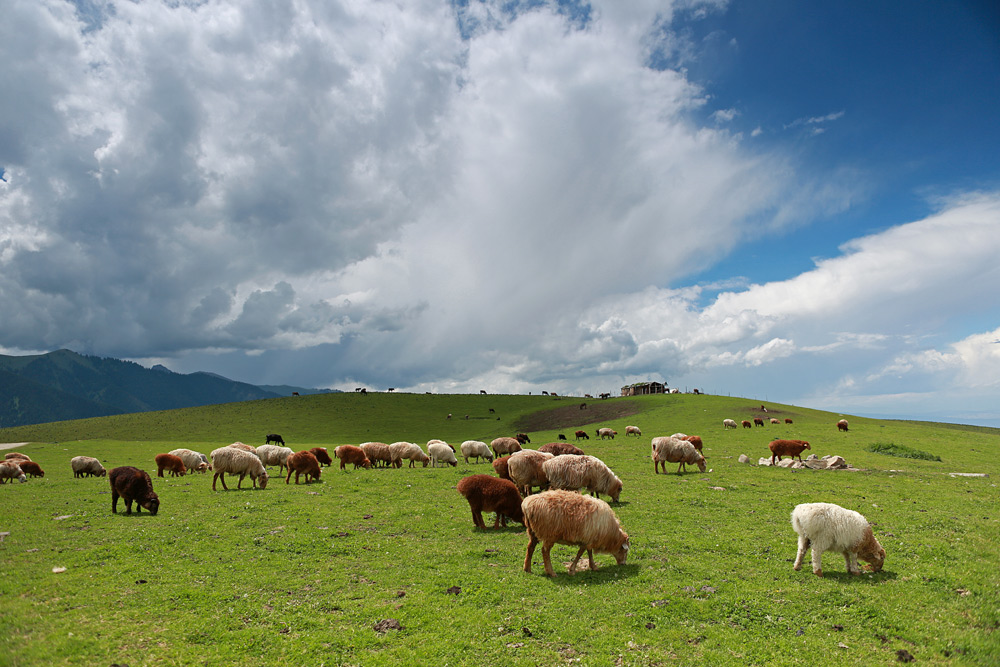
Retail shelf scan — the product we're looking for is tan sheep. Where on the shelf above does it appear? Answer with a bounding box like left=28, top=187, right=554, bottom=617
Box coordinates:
left=507, top=450, right=554, bottom=496
left=651, top=436, right=706, bottom=474
left=542, top=455, right=622, bottom=502
left=210, top=446, right=269, bottom=491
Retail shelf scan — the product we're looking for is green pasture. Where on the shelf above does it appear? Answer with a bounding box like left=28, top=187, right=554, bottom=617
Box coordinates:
left=0, top=393, right=997, bottom=666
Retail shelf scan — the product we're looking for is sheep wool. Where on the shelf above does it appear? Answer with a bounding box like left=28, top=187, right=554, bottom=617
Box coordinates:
left=791, top=502, right=885, bottom=577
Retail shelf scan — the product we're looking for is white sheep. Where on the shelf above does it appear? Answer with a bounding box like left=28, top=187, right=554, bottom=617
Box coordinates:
left=0, top=461, right=26, bottom=484
left=460, top=440, right=494, bottom=464
left=428, top=441, right=458, bottom=467
left=651, top=436, right=706, bottom=474
left=389, top=442, right=429, bottom=468
left=791, top=502, right=886, bottom=577
left=507, top=450, right=554, bottom=497
left=542, top=455, right=623, bottom=502
left=168, top=448, right=211, bottom=473
left=70, top=456, right=107, bottom=478
left=624, top=425, right=642, bottom=437
left=210, top=446, right=269, bottom=491
left=723, top=419, right=738, bottom=429
left=255, top=444, right=294, bottom=472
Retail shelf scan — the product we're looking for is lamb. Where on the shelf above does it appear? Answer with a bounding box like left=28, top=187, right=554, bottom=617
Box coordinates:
left=507, top=450, right=555, bottom=496
left=460, top=440, right=494, bottom=464
left=16, top=461, right=44, bottom=478
left=791, top=502, right=885, bottom=577
left=154, top=453, right=187, bottom=477
left=210, top=446, right=269, bottom=490
left=538, top=442, right=585, bottom=457
left=71, top=456, right=106, bottom=478
left=574, top=430, right=590, bottom=441
left=769, top=439, right=811, bottom=465
left=491, top=437, right=523, bottom=457
left=310, top=447, right=334, bottom=466
left=596, top=428, right=617, bottom=439
left=0, top=461, right=26, bottom=484
left=428, top=441, right=458, bottom=467
left=285, top=450, right=322, bottom=484
left=723, top=419, right=738, bottom=429
left=742, top=420, right=752, bottom=429
left=651, top=436, right=706, bottom=474
left=492, top=455, right=512, bottom=480
left=109, top=466, right=159, bottom=515
left=168, top=448, right=210, bottom=473
left=360, top=442, right=393, bottom=468
left=255, top=444, right=294, bottom=472
left=334, top=445, right=372, bottom=469
left=456, top=474, right=524, bottom=529
left=837, top=419, right=850, bottom=432
left=389, top=442, right=429, bottom=468
left=624, top=426, right=642, bottom=437
left=522, top=490, right=630, bottom=577
left=543, top=455, right=622, bottom=502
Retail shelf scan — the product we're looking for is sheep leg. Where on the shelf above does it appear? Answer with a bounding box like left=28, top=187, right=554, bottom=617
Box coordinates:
left=845, top=552, right=862, bottom=575
left=111, top=491, right=120, bottom=513
left=523, top=531, right=539, bottom=573
left=793, top=536, right=809, bottom=571
left=237, top=472, right=247, bottom=489
left=541, top=543, right=556, bottom=577
left=569, top=546, right=587, bottom=574
left=811, top=547, right=824, bottom=577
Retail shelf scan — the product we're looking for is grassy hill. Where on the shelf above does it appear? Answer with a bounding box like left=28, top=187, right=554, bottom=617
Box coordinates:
left=1, top=393, right=997, bottom=665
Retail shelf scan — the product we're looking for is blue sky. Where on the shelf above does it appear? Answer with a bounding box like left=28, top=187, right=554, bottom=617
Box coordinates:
left=1, top=0, right=999, bottom=425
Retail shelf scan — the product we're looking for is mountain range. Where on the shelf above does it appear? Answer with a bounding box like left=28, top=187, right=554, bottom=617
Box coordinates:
left=0, top=349, right=336, bottom=428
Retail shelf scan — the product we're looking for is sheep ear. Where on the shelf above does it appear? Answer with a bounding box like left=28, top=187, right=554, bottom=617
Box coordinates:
left=622, top=543, right=630, bottom=552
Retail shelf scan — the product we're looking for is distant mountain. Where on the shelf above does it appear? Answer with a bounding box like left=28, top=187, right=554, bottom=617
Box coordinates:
left=0, top=349, right=284, bottom=428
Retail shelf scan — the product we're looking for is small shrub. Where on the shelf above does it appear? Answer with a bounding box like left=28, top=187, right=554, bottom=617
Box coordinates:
left=865, top=442, right=941, bottom=461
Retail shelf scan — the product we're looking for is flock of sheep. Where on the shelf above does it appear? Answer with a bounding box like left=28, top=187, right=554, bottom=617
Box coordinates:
left=1, top=411, right=884, bottom=578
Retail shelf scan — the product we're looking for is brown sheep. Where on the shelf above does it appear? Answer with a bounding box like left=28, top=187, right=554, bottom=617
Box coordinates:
left=515, top=433, right=531, bottom=445
left=456, top=474, right=524, bottom=529
left=335, top=445, right=372, bottom=470
left=310, top=447, right=333, bottom=466
left=154, top=453, right=187, bottom=477
left=4, top=452, right=31, bottom=461
left=491, top=437, right=523, bottom=457
left=522, top=490, right=629, bottom=577
left=360, top=442, right=393, bottom=468
left=785, top=418, right=794, bottom=424
left=753, top=417, right=765, bottom=427
left=17, top=461, right=45, bottom=478
left=574, top=430, right=590, bottom=441
left=837, top=419, right=849, bottom=432
left=538, top=442, right=585, bottom=457
left=742, top=420, right=752, bottom=429
left=285, top=450, right=322, bottom=484
left=492, top=455, right=512, bottom=480
left=769, top=439, right=812, bottom=465
left=109, top=466, right=159, bottom=515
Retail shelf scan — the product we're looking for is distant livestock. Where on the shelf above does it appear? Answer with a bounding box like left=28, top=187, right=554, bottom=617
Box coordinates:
left=651, top=436, right=706, bottom=475
left=71, top=456, right=106, bottom=478
left=754, top=418, right=765, bottom=427
left=791, top=502, right=885, bottom=577
left=625, top=426, right=642, bottom=437
left=522, top=490, right=630, bottom=577
left=109, top=466, right=159, bottom=515
left=769, top=439, right=811, bottom=465
left=456, top=474, right=524, bottom=529
left=770, top=418, right=780, bottom=424
left=742, top=420, right=752, bottom=429
left=785, top=418, right=794, bottom=424
left=723, top=419, right=738, bottom=429
left=265, top=434, right=285, bottom=446
left=596, top=428, right=617, bottom=440
left=574, top=431, right=590, bottom=441
left=515, top=433, right=531, bottom=445
left=837, top=419, right=850, bottom=432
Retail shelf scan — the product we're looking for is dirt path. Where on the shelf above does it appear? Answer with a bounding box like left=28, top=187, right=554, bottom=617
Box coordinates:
left=0, top=442, right=30, bottom=451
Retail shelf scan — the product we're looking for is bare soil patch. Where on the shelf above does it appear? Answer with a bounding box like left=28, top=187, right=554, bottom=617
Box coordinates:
left=512, top=400, right=643, bottom=433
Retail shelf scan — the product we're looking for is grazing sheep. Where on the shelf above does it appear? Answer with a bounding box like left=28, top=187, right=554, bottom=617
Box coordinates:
left=670, top=433, right=703, bottom=452
left=538, top=442, right=585, bottom=457
left=543, top=455, right=623, bottom=502
left=16, top=460, right=44, bottom=478
left=515, top=433, right=531, bottom=444
left=492, top=455, right=512, bottom=480
left=574, top=430, right=590, bottom=441
left=256, top=444, right=295, bottom=472
left=785, top=418, right=794, bottom=424
left=557, top=434, right=567, bottom=441
left=210, top=446, right=269, bottom=491
left=769, top=439, right=811, bottom=465
left=837, top=419, right=850, bottom=432
left=791, top=502, right=885, bottom=577
left=522, top=490, right=630, bottom=577
left=428, top=438, right=456, bottom=452
left=723, top=419, right=738, bottom=429
left=428, top=442, right=458, bottom=468
left=753, top=418, right=765, bottom=427
left=265, top=434, right=285, bottom=446
left=770, top=418, right=781, bottom=424
left=360, top=442, right=393, bottom=468
left=491, top=437, right=523, bottom=458
left=596, top=428, right=617, bottom=440
left=389, top=442, right=429, bottom=468
left=168, top=448, right=210, bottom=473
left=456, top=474, right=524, bottom=529
left=460, top=440, right=494, bottom=464
left=335, top=445, right=372, bottom=470
left=71, top=456, right=106, bottom=478
left=310, top=447, right=333, bottom=466
left=227, top=442, right=257, bottom=455
left=742, top=420, right=752, bottom=429
left=4, top=452, right=30, bottom=461
left=625, top=426, right=642, bottom=437
left=508, top=450, right=555, bottom=496
left=109, top=466, right=159, bottom=515
left=0, top=461, right=27, bottom=484
left=285, top=450, right=322, bottom=484
left=651, top=436, right=706, bottom=474
left=154, top=453, right=187, bottom=477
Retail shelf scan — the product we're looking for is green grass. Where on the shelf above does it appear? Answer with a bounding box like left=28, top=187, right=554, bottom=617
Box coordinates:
left=1, top=393, right=998, bottom=665
left=865, top=442, right=943, bottom=462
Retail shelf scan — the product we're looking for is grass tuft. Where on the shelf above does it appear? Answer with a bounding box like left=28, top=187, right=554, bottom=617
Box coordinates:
left=865, top=442, right=942, bottom=461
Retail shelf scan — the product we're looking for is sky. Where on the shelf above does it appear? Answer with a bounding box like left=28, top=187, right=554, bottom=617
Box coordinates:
left=2, top=0, right=999, bottom=425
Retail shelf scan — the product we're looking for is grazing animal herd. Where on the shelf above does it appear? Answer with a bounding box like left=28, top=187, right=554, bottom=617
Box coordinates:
left=5, top=412, right=883, bottom=578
